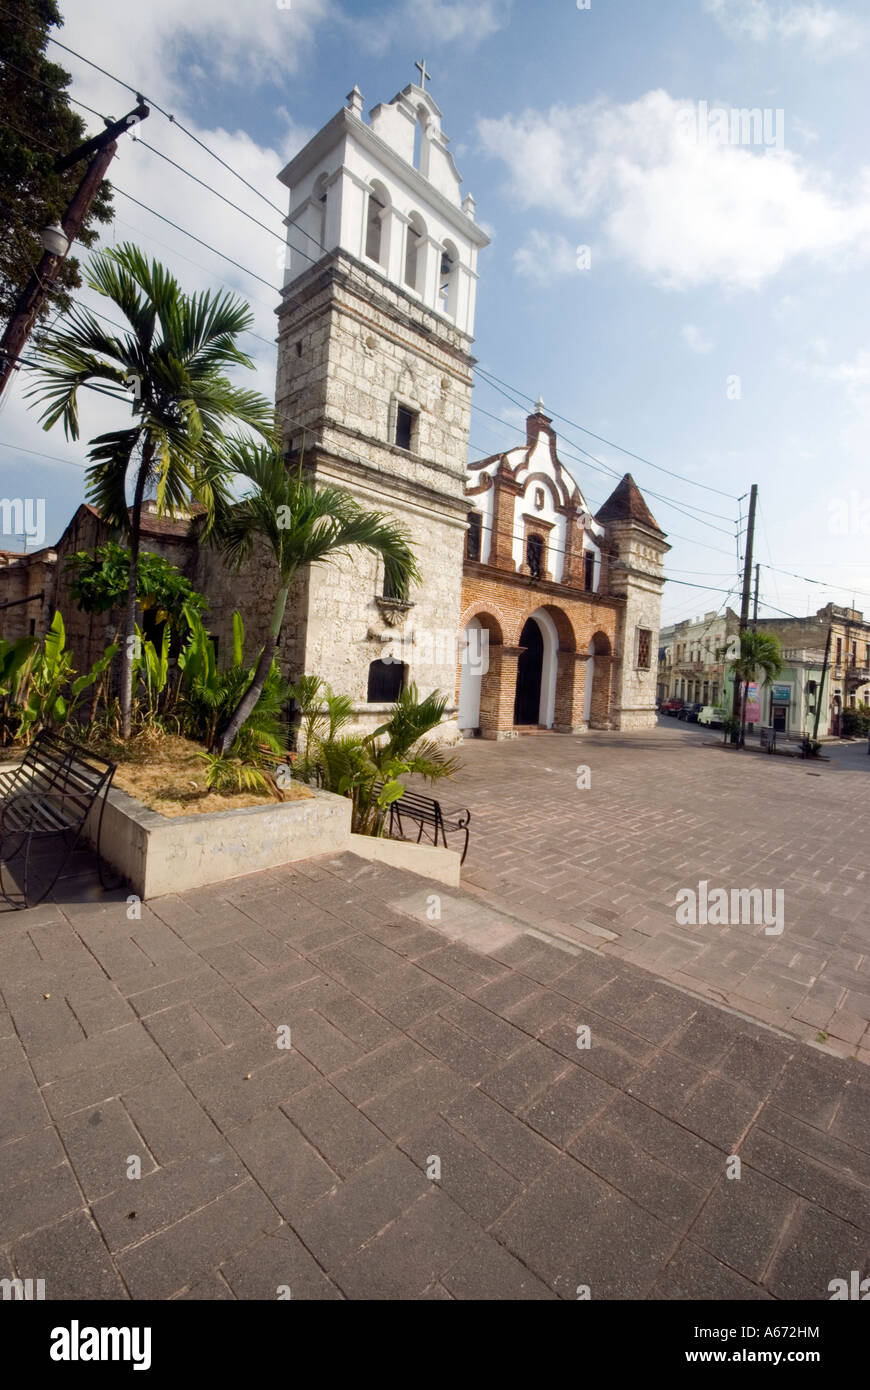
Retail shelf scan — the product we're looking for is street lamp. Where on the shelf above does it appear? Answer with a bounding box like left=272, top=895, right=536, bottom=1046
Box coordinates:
left=39, top=223, right=70, bottom=257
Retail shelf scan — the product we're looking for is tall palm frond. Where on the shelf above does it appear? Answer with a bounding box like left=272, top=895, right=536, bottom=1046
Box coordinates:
left=214, top=440, right=419, bottom=753
left=25, top=242, right=275, bottom=739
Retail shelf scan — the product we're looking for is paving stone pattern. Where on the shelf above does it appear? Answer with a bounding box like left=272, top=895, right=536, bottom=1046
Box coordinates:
left=452, top=723, right=870, bottom=1062
left=1, top=840, right=868, bottom=1300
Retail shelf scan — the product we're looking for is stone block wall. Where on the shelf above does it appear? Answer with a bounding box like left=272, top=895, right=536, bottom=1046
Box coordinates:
left=0, top=549, right=55, bottom=642
left=605, top=522, right=668, bottom=730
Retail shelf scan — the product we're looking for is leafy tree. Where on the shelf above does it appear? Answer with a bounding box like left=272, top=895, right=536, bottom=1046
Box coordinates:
left=0, top=634, right=38, bottom=744
left=0, top=0, right=113, bottom=325
left=65, top=541, right=208, bottom=628
left=213, top=439, right=420, bottom=755
left=729, top=629, right=784, bottom=746
left=27, top=243, right=274, bottom=739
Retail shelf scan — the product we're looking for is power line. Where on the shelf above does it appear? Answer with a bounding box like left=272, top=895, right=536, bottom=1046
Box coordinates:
left=2, top=30, right=329, bottom=272
left=112, top=188, right=281, bottom=293
left=761, top=563, right=870, bottom=605
left=3, top=9, right=750, bottom=537
left=2, top=53, right=109, bottom=124
left=136, top=140, right=284, bottom=245
left=472, top=375, right=738, bottom=532
left=1, top=11, right=772, bottom=590
left=0, top=438, right=88, bottom=469
left=473, top=364, right=740, bottom=501
left=108, top=215, right=277, bottom=337
left=470, top=397, right=738, bottom=539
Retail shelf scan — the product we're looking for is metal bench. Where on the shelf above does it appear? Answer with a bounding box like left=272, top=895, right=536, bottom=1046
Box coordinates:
left=0, top=730, right=116, bottom=909
left=309, top=766, right=471, bottom=864
left=380, top=784, right=471, bottom=865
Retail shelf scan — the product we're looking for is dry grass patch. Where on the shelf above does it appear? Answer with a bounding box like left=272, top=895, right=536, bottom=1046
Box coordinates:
left=90, top=731, right=313, bottom=818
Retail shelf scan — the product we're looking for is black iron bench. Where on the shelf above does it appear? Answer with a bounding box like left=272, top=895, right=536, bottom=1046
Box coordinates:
left=309, top=766, right=471, bottom=864
left=0, top=730, right=116, bottom=909
left=379, top=784, right=471, bottom=865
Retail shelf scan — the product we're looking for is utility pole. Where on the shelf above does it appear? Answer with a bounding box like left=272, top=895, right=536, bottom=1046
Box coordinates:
left=730, top=483, right=758, bottom=744
left=752, top=563, right=760, bottom=626
left=0, top=102, right=148, bottom=400
left=813, top=625, right=833, bottom=743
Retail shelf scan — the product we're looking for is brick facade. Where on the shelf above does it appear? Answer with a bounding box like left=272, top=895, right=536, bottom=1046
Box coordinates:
left=458, top=567, right=619, bottom=736
left=457, top=409, right=668, bottom=738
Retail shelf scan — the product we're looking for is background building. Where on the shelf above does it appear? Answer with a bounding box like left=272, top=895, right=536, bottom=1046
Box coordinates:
left=659, top=609, right=738, bottom=709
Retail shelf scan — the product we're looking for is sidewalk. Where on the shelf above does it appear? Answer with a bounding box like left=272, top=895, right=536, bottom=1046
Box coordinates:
left=1, top=850, right=868, bottom=1299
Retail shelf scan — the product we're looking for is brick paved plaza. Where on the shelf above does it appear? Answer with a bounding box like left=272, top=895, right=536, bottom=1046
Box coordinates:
left=0, top=723, right=868, bottom=1300
left=455, top=719, right=870, bottom=1062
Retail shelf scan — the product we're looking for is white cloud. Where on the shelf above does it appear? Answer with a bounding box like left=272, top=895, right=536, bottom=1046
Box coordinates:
left=347, top=0, right=512, bottom=55
left=61, top=0, right=333, bottom=107
left=513, top=230, right=579, bottom=284
left=681, top=324, right=715, bottom=354
left=795, top=349, right=870, bottom=389
left=479, top=90, right=870, bottom=292
left=703, top=0, right=867, bottom=55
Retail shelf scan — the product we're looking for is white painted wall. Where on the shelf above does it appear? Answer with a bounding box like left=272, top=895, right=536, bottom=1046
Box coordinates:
left=529, top=607, right=559, bottom=728
left=282, top=92, right=486, bottom=338
left=457, top=616, right=483, bottom=730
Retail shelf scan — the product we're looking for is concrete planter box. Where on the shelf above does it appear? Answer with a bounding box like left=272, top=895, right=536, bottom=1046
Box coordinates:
left=1, top=758, right=462, bottom=898
left=85, top=784, right=352, bottom=899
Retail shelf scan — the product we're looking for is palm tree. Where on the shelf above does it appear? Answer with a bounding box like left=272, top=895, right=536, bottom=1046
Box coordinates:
left=214, top=439, right=420, bottom=755
left=27, top=243, right=274, bottom=738
left=729, top=629, right=784, bottom=746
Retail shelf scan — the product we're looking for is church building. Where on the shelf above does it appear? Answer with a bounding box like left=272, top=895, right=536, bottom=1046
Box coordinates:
left=459, top=407, right=669, bottom=736
left=272, top=74, right=668, bottom=738
left=0, top=74, right=669, bottom=740
left=272, top=75, right=487, bottom=738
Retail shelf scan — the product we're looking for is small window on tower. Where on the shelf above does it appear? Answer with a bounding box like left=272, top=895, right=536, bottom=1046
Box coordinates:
left=637, top=628, right=652, bottom=670
left=394, top=404, right=417, bottom=452
left=526, top=534, right=544, bottom=578
left=365, top=186, right=387, bottom=265
left=382, top=562, right=402, bottom=600
left=466, top=510, right=482, bottom=562
left=583, top=550, right=595, bottom=591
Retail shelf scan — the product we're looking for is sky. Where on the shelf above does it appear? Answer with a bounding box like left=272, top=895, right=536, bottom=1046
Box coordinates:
left=2, top=0, right=869, bottom=627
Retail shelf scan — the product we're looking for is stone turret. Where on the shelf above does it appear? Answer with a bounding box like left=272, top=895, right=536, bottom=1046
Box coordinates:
left=596, top=474, right=670, bottom=729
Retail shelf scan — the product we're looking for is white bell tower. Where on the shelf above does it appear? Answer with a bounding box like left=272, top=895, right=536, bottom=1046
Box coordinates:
left=274, top=76, right=489, bottom=733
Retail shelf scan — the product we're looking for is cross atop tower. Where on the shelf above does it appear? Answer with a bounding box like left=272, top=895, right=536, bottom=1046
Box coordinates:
left=414, top=59, right=432, bottom=90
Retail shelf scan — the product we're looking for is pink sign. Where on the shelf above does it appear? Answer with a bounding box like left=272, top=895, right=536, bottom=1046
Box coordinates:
left=744, top=682, right=761, bottom=724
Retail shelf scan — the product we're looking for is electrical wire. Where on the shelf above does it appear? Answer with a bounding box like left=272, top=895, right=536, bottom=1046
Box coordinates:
left=473, top=364, right=740, bottom=501
left=3, top=10, right=752, bottom=524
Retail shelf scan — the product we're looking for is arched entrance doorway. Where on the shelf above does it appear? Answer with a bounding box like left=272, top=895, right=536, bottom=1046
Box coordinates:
left=458, top=617, right=483, bottom=730
left=514, top=618, right=544, bottom=724
left=457, top=609, right=505, bottom=736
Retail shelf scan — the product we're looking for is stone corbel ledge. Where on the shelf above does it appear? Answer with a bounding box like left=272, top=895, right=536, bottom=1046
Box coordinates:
left=374, top=596, right=415, bottom=627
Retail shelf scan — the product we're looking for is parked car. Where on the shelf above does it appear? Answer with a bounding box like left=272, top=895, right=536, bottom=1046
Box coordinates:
left=660, top=698, right=684, bottom=715
left=677, top=702, right=704, bottom=722
left=697, top=705, right=728, bottom=727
